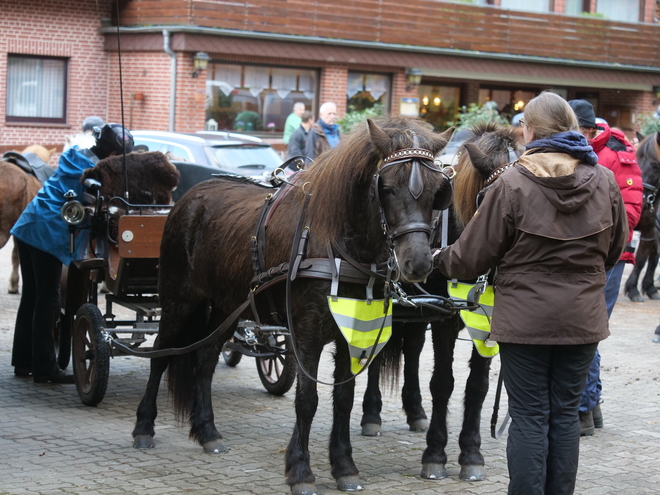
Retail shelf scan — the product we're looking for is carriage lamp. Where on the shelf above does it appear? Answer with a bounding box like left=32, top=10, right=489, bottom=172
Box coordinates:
left=405, top=68, right=423, bottom=92
left=192, top=52, right=211, bottom=78
left=61, top=190, right=85, bottom=225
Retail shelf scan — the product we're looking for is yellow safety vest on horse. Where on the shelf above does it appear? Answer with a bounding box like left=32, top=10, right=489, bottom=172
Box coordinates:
left=447, top=275, right=499, bottom=358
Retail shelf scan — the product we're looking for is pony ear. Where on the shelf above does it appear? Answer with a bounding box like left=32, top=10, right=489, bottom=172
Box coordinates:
left=432, top=127, right=455, bottom=155
left=463, top=142, right=493, bottom=178
left=637, top=131, right=646, bottom=143
left=367, top=119, right=391, bottom=157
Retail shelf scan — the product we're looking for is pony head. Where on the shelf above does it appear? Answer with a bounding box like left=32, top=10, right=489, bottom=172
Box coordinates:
left=304, top=115, right=453, bottom=283
left=22, top=145, right=56, bottom=167
left=453, top=123, right=523, bottom=227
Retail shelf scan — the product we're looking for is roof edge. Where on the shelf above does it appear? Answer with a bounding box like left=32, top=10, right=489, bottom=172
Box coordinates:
left=100, top=25, right=660, bottom=74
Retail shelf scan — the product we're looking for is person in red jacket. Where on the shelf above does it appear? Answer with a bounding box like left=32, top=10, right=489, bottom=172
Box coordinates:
left=569, top=99, right=643, bottom=435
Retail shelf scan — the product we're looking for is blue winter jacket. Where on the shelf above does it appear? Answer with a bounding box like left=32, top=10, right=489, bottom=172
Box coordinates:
left=11, top=148, right=96, bottom=266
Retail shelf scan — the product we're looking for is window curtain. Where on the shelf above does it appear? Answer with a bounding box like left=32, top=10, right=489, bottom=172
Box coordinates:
left=271, top=68, right=298, bottom=99
left=6, top=57, right=65, bottom=118
left=211, top=64, right=242, bottom=97
left=597, top=0, right=639, bottom=22
left=499, top=0, right=549, bottom=13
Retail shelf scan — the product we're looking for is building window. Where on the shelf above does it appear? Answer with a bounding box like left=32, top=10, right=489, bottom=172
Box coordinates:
left=418, top=85, right=461, bottom=131
left=205, top=64, right=317, bottom=133
left=346, top=72, right=391, bottom=115
left=6, top=55, right=67, bottom=123
left=596, top=0, right=639, bottom=22
left=478, top=87, right=537, bottom=121
left=500, top=0, right=550, bottom=13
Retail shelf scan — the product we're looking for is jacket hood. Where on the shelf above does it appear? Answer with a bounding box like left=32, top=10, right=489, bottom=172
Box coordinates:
left=589, top=125, right=611, bottom=154
left=518, top=152, right=601, bottom=214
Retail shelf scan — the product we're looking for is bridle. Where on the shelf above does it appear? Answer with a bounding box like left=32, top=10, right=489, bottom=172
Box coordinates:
left=373, top=135, right=453, bottom=277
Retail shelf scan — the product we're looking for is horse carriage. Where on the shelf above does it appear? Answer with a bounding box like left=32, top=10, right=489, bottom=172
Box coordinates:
left=56, top=151, right=297, bottom=406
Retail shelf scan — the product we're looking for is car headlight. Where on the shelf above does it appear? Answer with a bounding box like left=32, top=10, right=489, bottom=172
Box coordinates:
left=61, top=200, right=86, bottom=225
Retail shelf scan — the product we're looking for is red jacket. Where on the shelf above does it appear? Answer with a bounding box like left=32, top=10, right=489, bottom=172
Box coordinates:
left=589, top=125, right=643, bottom=264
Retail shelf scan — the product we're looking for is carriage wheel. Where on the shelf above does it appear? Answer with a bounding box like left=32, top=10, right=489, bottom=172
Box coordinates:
left=221, top=338, right=243, bottom=367
left=255, top=335, right=296, bottom=396
left=72, top=304, right=110, bottom=407
left=55, top=311, right=72, bottom=370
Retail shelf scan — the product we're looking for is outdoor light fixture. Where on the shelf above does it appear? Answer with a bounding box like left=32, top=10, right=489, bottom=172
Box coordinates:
left=192, top=52, right=211, bottom=78
left=406, top=68, right=423, bottom=92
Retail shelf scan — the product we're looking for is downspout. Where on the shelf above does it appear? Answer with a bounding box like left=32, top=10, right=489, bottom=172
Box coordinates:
left=162, top=30, right=177, bottom=132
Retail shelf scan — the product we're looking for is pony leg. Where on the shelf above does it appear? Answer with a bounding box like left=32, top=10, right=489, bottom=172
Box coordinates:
left=133, top=347, right=170, bottom=449
left=458, top=347, right=491, bottom=481
left=401, top=326, right=428, bottom=432
left=188, top=342, right=226, bottom=453
left=360, top=358, right=383, bottom=436
left=9, top=241, right=20, bottom=294
left=285, top=344, right=322, bottom=495
left=330, top=342, right=361, bottom=492
left=642, top=245, right=660, bottom=300
left=625, top=241, right=649, bottom=302
left=421, top=317, right=460, bottom=480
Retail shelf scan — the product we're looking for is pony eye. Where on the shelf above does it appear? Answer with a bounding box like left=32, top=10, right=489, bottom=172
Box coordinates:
left=380, top=186, right=396, bottom=196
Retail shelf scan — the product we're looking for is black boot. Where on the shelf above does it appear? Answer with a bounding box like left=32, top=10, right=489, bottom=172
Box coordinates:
left=579, top=410, right=594, bottom=436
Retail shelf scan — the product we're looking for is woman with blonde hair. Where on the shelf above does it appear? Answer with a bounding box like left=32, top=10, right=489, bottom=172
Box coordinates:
left=433, top=91, right=628, bottom=494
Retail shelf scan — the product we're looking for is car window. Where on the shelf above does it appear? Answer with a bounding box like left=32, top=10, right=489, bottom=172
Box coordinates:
left=132, top=138, right=195, bottom=162
left=206, top=145, right=282, bottom=173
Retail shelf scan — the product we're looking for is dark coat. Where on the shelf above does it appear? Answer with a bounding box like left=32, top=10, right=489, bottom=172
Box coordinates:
left=305, top=122, right=336, bottom=161
left=435, top=151, right=628, bottom=345
left=287, top=125, right=309, bottom=160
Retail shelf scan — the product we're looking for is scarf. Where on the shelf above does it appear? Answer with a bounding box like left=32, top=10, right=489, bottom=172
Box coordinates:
left=525, top=131, right=598, bottom=165
left=320, top=119, right=340, bottom=148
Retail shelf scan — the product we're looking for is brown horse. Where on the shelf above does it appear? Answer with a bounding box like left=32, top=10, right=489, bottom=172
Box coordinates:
left=624, top=132, right=660, bottom=301
left=132, top=116, right=454, bottom=495
left=0, top=145, right=55, bottom=293
left=361, top=122, right=523, bottom=482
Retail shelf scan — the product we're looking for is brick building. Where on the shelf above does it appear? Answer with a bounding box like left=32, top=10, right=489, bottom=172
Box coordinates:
left=2, top=0, right=660, bottom=160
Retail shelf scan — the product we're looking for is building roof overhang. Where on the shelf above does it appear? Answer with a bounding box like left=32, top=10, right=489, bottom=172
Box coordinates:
left=102, top=26, right=660, bottom=91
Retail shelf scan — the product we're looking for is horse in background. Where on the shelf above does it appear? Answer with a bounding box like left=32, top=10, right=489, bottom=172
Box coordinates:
left=361, top=122, right=523, bottom=482
left=0, top=145, right=56, bottom=293
left=624, top=131, right=660, bottom=302
left=131, top=116, right=454, bottom=495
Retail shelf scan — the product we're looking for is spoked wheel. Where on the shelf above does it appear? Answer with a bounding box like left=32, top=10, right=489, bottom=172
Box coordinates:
left=222, top=338, right=243, bottom=367
left=72, top=303, right=110, bottom=407
left=55, top=311, right=72, bottom=370
left=255, top=335, right=296, bottom=396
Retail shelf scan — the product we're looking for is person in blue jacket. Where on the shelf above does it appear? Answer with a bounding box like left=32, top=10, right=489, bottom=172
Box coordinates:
left=11, top=124, right=134, bottom=384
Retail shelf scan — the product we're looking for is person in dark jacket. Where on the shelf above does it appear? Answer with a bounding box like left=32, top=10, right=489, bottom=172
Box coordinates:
left=286, top=111, right=313, bottom=161
left=305, top=102, right=340, bottom=161
left=568, top=100, right=643, bottom=435
left=11, top=124, right=134, bottom=384
left=434, top=91, right=627, bottom=495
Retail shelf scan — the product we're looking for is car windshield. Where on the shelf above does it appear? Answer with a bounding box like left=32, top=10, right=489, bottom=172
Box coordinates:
left=206, top=145, right=282, bottom=173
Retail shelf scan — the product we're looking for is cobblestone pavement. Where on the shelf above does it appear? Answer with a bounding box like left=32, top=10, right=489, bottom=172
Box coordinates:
left=0, top=237, right=659, bottom=494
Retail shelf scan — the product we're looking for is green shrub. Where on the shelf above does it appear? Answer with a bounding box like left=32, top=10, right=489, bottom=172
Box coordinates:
left=638, top=113, right=660, bottom=138
left=447, top=103, right=510, bottom=129
left=338, top=104, right=384, bottom=134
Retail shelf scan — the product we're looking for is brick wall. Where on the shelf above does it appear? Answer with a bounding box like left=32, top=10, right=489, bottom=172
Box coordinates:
left=391, top=71, right=420, bottom=115
left=0, top=0, right=111, bottom=164
left=319, top=64, right=348, bottom=120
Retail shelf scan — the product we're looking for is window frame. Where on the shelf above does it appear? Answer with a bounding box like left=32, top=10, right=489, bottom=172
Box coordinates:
left=5, top=54, right=68, bottom=125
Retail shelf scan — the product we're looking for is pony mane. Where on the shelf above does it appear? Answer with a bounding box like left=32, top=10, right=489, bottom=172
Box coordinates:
left=453, top=122, right=523, bottom=227
left=303, top=115, right=450, bottom=246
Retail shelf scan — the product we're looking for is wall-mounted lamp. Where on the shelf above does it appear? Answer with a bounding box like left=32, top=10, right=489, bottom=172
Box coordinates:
left=192, top=52, right=211, bottom=78
left=405, top=68, right=423, bottom=92
left=654, top=86, right=660, bottom=101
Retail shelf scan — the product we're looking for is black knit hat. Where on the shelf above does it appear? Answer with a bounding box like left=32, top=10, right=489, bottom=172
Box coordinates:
left=568, top=99, right=597, bottom=129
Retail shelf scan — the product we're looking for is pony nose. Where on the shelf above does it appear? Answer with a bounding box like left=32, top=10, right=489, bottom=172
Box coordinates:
left=400, top=252, right=433, bottom=283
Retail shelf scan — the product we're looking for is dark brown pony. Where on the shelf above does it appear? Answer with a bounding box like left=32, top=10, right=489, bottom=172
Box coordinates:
left=0, top=145, right=55, bottom=294
left=361, top=122, right=523, bottom=481
left=132, top=116, right=454, bottom=495
left=624, top=132, right=660, bottom=301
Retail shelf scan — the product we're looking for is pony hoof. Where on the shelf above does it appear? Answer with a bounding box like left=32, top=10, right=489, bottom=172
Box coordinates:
left=7, top=288, right=19, bottom=294
left=337, top=475, right=364, bottom=492
left=408, top=418, right=429, bottom=432
left=361, top=423, right=381, bottom=436
left=653, top=333, right=660, bottom=343
left=648, top=292, right=660, bottom=300
left=421, top=463, right=447, bottom=480
left=629, top=294, right=644, bottom=302
left=290, top=483, right=318, bottom=495
left=459, top=464, right=486, bottom=481
left=202, top=439, right=228, bottom=454
left=132, top=435, right=155, bottom=449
